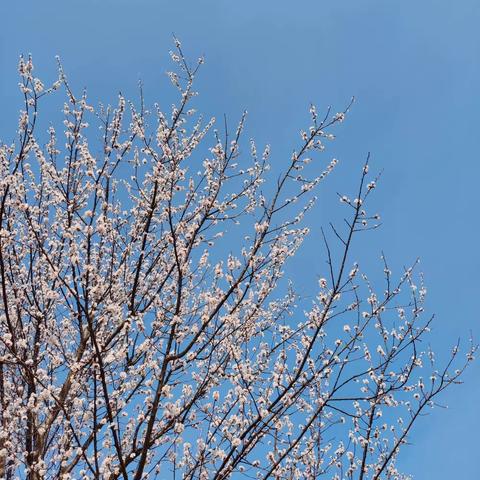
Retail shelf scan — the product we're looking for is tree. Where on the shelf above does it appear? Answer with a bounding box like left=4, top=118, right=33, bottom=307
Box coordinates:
left=0, top=43, right=475, bottom=480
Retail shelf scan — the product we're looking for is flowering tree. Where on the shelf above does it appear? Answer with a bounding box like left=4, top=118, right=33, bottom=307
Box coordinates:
left=0, top=44, right=475, bottom=480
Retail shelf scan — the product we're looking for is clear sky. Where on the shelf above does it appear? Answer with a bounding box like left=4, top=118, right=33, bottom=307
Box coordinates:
left=1, top=1, right=479, bottom=478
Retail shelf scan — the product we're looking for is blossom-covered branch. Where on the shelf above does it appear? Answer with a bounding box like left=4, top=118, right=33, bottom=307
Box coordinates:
left=0, top=44, right=474, bottom=480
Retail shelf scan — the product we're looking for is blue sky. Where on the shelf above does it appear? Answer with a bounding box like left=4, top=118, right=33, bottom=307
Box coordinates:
left=1, top=0, right=479, bottom=477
